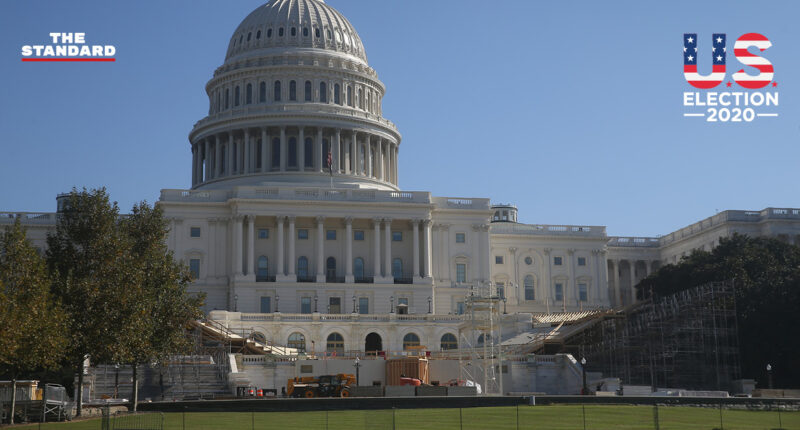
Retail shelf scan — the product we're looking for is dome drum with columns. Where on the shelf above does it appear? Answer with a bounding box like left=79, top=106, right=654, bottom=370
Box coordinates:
left=189, top=0, right=400, bottom=191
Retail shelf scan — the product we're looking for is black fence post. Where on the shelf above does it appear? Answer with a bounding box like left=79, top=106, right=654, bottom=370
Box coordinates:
left=718, top=402, right=724, bottom=430
left=392, top=407, right=396, bottom=430
left=251, top=411, right=254, bottom=430
left=653, top=404, right=660, bottom=430
left=777, top=402, right=783, bottom=430
left=516, top=404, right=519, bottom=430
left=582, top=404, right=587, bottom=430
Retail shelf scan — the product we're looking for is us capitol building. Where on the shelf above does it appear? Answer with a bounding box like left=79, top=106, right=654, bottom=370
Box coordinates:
left=5, top=0, right=799, bottom=356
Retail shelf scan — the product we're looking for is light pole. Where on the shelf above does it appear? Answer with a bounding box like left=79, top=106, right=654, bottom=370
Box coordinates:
left=234, top=294, right=238, bottom=312
left=581, top=357, right=587, bottom=395
left=354, top=356, right=361, bottom=386
left=275, top=294, right=279, bottom=312
left=390, top=295, right=394, bottom=313
left=352, top=295, right=357, bottom=313
left=428, top=296, right=432, bottom=314
left=502, top=296, right=507, bottom=314
left=314, top=294, right=318, bottom=313
left=767, top=364, right=773, bottom=389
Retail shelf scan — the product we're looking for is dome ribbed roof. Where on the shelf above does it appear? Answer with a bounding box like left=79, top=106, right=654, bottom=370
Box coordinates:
left=225, top=0, right=367, bottom=64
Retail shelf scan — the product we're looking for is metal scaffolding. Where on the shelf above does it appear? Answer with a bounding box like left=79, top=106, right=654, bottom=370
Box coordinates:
left=567, top=281, right=741, bottom=391
left=458, top=282, right=503, bottom=396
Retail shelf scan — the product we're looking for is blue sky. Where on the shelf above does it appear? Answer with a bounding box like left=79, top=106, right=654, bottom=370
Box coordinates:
left=1, top=0, right=798, bottom=237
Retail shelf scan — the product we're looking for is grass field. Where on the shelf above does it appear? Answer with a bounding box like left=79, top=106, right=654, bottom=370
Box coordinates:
left=17, top=405, right=800, bottom=429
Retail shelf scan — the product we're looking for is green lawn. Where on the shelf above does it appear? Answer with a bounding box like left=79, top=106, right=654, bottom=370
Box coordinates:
left=19, top=405, right=799, bottom=430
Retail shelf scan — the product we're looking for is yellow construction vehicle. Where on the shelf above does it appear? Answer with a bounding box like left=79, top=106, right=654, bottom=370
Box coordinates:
left=287, top=374, right=356, bottom=398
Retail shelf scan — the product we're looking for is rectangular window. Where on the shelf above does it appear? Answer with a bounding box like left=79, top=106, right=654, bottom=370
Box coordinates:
left=525, top=284, right=535, bottom=301
left=555, top=283, right=564, bottom=301
left=298, top=229, right=309, bottom=240
left=359, top=297, right=369, bottom=315
left=354, top=230, right=365, bottom=241
left=190, top=227, right=201, bottom=238
left=495, top=256, right=504, bottom=264
left=326, top=230, right=337, bottom=240
left=579, top=283, right=588, bottom=301
left=392, top=231, right=402, bottom=242
left=455, top=233, right=465, bottom=243
left=496, top=282, right=505, bottom=299
left=258, top=229, right=269, bottom=239
left=189, top=259, right=200, bottom=280
left=397, top=298, right=409, bottom=315
left=456, top=264, right=466, bottom=283
left=554, top=256, right=563, bottom=266
left=329, top=297, right=341, bottom=314
left=578, top=257, right=586, bottom=266
left=301, top=297, right=312, bottom=314
left=300, top=365, right=313, bottom=374
left=456, top=302, right=465, bottom=315
left=260, top=296, right=272, bottom=313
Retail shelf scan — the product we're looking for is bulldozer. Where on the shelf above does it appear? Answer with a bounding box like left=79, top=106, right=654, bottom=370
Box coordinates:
left=287, top=373, right=356, bottom=398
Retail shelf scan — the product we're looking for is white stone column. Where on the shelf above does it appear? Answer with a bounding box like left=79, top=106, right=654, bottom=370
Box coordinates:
left=203, top=139, right=210, bottom=182
left=394, top=145, right=399, bottom=184
left=567, top=249, right=576, bottom=308
left=244, top=129, right=250, bottom=174
left=335, top=129, right=342, bottom=174
left=276, top=216, right=285, bottom=277
left=366, top=137, right=373, bottom=178
left=233, top=215, right=243, bottom=276
left=412, top=219, right=421, bottom=281
left=646, top=260, right=654, bottom=277
left=544, top=248, right=552, bottom=313
left=316, top=216, right=325, bottom=283
left=351, top=131, right=358, bottom=175
left=377, top=138, right=384, bottom=181
left=611, top=259, right=620, bottom=308
left=298, top=127, right=305, bottom=171
left=287, top=216, right=296, bottom=280
left=316, top=128, right=324, bottom=172
left=345, top=217, right=354, bottom=283
left=373, top=218, right=382, bottom=280
left=261, top=128, right=268, bottom=173
left=246, top=215, right=255, bottom=280
left=280, top=126, right=287, bottom=172
left=423, top=219, right=432, bottom=279
left=191, top=145, right=197, bottom=185
left=384, top=218, right=393, bottom=280
left=629, top=261, right=637, bottom=304
left=600, top=250, right=609, bottom=306
left=214, top=136, right=222, bottom=179
left=226, top=133, right=233, bottom=176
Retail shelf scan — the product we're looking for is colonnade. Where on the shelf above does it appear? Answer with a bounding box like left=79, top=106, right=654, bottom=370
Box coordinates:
left=607, top=258, right=656, bottom=307
left=191, top=127, right=398, bottom=187
left=231, top=215, right=432, bottom=284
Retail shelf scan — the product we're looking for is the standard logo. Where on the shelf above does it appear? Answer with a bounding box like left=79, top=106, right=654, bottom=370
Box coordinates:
left=682, top=33, right=778, bottom=122
left=21, top=33, right=116, bottom=62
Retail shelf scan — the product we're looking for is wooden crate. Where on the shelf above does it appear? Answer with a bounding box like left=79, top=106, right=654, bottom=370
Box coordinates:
left=385, top=358, right=429, bottom=386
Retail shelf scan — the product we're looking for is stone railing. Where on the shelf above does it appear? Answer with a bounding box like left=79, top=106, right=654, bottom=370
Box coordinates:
left=432, top=197, right=492, bottom=211
left=490, top=223, right=606, bottom=238
left=0, top=212, right=57, bottom=225
left=160, top=187, right=432, bottom=205
left=607, top=237, right=661, bottom=248
left=660, top=208, right=800, bottom=246
left=236, top=312, right=464, bottom=323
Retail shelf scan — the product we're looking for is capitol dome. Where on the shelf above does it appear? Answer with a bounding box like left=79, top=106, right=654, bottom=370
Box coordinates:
left=188, top=0, right=401, bottom=192
left=225, top=0, right=368, bottom=65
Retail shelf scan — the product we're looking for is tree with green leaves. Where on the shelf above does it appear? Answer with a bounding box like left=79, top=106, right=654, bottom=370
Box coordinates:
left=638, top=233, right=800, bottom=389
left=0, top=220, right=68, bottom=424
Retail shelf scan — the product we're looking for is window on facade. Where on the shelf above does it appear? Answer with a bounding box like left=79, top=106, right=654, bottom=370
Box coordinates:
left=326, top=333, right=344, bottom=352
left=320, top=82, right=327, bottom=103
left=315, top=28, right=321, bottom=38
left=304, top=81, right=312, bottom=101
left=329, top=297, right=341, bottom=314
left=359, top=145, right=365, bottom=173
left=288, top=137, right=297, bottom=167
left=392, top=258, right=403, bottom=279
left=358, top=297, right=369, bottom=314
left=271, top=138, right=280, bottom=168
left=403, top=333, right=420, bottom=350
left=347, top=86, right=353, bottom=106
left=279, top=27, right=284, bottom=37
left=246, top=83, right=253, bottom=104
left=297, top=256, right=309, bottom=278
left=578, top=257, right=586, bottom=266
left=190, top=227, right=201, bottom=238
left=496, top=282, right=505, bottom=299
left=288, top=332, right=305, bottom=352
left=495, top=256, right=503, bottom=264
left=267, top=28, right=272, bottom=38
left=274, top=81, right=281, bottom=102
left=354, top=230, right=364, bottom=241
left=256, top=139, right=263, bottom=169
left=554, top=256, right=563, bottom=266
left=189, top=259, right=200, bottom=280
left=289, top=80, right=297, bottom=101
left=354, top=257, right=364, bottom=279
left=260, top=296, right=271, bottom=313
left=301, top=297, right=312, bottom=314
left=326, top=257, right=336, bottom=278
left=441, top=333, right=458, bottom=350
left=291, top=27, right=296, bottom=37
left=326, top=230, right=336, bottom=240
left=456, top=302, right=465, bottom=315
left=234, top=86, right=240, bottom=106
left=579, top=283, right=588, bottom=302
left=358, top=88, right=364, bottom=110
left=304, top=138, right=313, bottom=167
left=297, top=229, right=309, bottom=240
left=456, top=233, right=465, bottom=243
left=334, top=84, right=341, bottom=105
left=326, top=29, right=332, bottom=39
left=456, top=263, right=466, bottom=283
left=247, top=32, right=251, bottom=42
left=259, top=82, right=267, bottom=102
left=303, top=27, right=309, bottom=37
left=256, top=30, right=261, bottom=39
left=555, top=283, right=564, bottom=301
left=257, top=256, right=268, bottom=281
left=525, top=256, right=533, bottom=265
left=225, top=89, right=229, bottom=109
left=477, top=333, right=491, bottom=346
left=524, top=275, right=535, bottom=300
left=392, top=231, right=402, bottom=242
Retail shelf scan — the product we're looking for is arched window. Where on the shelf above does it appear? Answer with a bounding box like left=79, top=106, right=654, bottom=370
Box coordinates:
left=271, top=137, right=281, bottom=168
left=524, top=275, right=535, bottom=301
left=279, top=27, right=284, bottom=37
left=246, top=83, right=253, bottom=104
left=304, top=81, right=312, bottom=102
left=366, top=91, right=371, bottom=113
left=440, top=333, right=458, bottom=350
left=326, top=257, right=337, bottom=279
left=291, top=27, right=297, bottom=37
left=297, top=256, right=309, bottom=278
left=259, top=82, right=267, bottom=103
left=326, top=332, right=344, bottom=353
left=354, top=257, right=364, bottom=279
left=477, top=333, right=492, bottom=346
left=303, top=27, right=309, bottom=37
left=250, top=332, right=266, bottom=343
left=347, top=86, right=353, bottom=107
left=247, top=32, right=252, bottom=42
left=256, top=30, right=261, bottom=39
left=358, top=88, right=364, bottom=109
left=257, top=256, right=268, bottom=281
left=256, top=139, right=262, bottom=169
left=273, top=81, right=281, bottom=102
left=315, top=28, right=321, bottom=38
left=392, top=258, right=403, bottom=279
left=267, top=28, right=272, bottom=38
left=334, top=84, right=341, bottom=105
left=234, top=86, right=240, bottom=106
left=319, top=82, right=327, bottom=103
left=289, top=80, right=297, bottom=101
left=288, top=137, right=297, bottom=168
left=403, top=333, right=420, bottom=350
left=239, top=35, right=243, bottom=45
left=304, top=137, right=313, bottom=168
left=288, top=332, right=306, bottom=353
left=225, top=89, right=229, bottom=109
left=326, top=29, right=332, bottom=39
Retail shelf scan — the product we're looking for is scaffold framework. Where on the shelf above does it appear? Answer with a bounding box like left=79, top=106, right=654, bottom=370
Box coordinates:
left=458, top=282, right=503, bottom=396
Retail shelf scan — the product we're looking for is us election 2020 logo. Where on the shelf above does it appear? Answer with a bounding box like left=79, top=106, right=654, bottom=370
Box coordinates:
left=682, top=33, right=778, bottom=122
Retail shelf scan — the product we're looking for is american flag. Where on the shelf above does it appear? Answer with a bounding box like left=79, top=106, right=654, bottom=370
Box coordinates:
left=732, top=33, right=773, bottom=89
left=684, top=33, right=725, bottom=89
left=327, top=149, right=333, bottom=176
